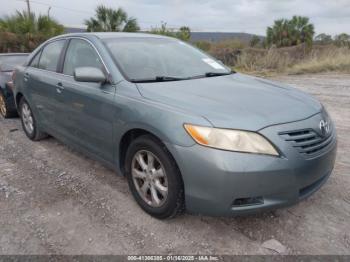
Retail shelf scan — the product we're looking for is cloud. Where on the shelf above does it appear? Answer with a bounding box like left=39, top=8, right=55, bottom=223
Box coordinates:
left=0, top=0, right=349, bottom=35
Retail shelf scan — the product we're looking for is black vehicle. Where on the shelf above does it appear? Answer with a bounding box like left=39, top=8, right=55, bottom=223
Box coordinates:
left=0, top=53, right=28, bottom=118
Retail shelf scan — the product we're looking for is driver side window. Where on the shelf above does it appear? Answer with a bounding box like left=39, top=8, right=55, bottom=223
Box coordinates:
left=29, top=51, right=41, bottom=68
left=63, top=39, right=104, bottom=76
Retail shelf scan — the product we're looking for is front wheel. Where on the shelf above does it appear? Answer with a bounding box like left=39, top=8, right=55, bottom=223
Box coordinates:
left=0, top=91, right=17, bottom=118
left=19, top=98, right=47, bottom=141
left=125, top=135, right=185, bottom=219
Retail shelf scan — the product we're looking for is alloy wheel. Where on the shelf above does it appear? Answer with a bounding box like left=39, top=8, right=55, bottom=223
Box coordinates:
left=21, top=102, right=34, bottom=134
left=131, top=150, right=168, bottom=207
left=0, top=94, right=6, bottom=116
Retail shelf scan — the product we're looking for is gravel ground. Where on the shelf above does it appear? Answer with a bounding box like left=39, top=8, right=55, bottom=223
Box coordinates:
left=0, top=73, right=349, bottom=255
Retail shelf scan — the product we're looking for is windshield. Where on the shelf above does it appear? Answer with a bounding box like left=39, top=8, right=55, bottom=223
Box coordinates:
left=103, top=37, right=231, bottom=82
left=0, top=55, right=28, bottom=71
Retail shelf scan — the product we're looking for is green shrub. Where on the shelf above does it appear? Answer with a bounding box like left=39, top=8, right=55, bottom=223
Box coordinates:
left=194, top=41, right=211, bottom=51
left=150, top=22, right=191, bottom=41
left=0, top=11, right=64, bottom=52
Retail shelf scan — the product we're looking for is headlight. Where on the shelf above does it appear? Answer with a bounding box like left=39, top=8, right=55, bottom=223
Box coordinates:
left=184, top=124, right=279, bottom=156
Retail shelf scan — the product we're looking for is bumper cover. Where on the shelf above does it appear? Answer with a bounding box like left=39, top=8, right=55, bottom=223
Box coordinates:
left=167, top=114, right=337, bottom=216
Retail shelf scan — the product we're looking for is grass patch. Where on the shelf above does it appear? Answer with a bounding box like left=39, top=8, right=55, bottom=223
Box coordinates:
left=287, top=47, right=350, bottom=74
left=205, top=41, right=350, bottom=75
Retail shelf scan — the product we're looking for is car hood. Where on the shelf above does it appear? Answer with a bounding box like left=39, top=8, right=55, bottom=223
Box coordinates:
left=136, top=73, right=322, bottom=130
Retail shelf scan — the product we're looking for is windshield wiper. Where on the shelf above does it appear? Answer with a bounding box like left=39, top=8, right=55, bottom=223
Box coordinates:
left=130, top=71, right=235, bottom=83
left=205, top=71, right=234, bottom=77
left=187, top=70, right=235, bottom=80
left=130, top=76, right=189, bottom=83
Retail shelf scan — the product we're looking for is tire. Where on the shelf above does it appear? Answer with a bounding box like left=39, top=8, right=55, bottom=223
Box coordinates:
left=0, top=91, right=17, bottom=118
left=125, top=135, right=185, bottom=219
left=19, top=97, right=47, bottom=141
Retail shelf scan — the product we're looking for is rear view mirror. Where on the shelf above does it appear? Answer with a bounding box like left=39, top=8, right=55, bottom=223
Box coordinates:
left=74, top=67, right=106, bottom=83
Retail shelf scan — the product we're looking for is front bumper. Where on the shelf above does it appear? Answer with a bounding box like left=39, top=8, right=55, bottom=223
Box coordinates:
left=167, top=114, right=337, bottom=216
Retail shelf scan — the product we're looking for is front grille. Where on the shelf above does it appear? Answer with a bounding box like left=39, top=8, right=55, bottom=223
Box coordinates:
left=279, top=127, right=335, bottom=156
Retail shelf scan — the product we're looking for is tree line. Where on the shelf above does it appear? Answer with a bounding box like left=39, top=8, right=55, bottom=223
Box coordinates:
left=0, top=5, right=349, bottom=52
left=0, top=5, right=192, bottom=52
left=314, top=33, right=350, bottom=47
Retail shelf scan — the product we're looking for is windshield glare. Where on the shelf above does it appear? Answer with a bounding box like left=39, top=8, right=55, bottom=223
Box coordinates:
left=103, top=37, right=231, bottom=81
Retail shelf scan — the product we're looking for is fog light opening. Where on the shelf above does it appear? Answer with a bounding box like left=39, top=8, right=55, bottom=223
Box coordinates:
left=232, top=196, right=264, bottom=207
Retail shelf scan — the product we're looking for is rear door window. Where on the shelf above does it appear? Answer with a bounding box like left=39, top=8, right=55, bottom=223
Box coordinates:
left=38, top=40, right=65, bottom=72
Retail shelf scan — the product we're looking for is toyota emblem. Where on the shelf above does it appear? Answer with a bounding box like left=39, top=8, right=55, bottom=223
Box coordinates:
left=319, top=120, right=330, bottom=137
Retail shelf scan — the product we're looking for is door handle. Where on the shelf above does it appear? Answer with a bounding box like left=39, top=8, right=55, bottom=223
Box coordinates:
left=56, top=82, right=64, bottom=93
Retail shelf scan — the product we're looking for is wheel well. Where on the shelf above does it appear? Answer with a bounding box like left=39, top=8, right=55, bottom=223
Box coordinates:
left=119, top=129, right=162, bottom=175
left=15, top=92, right=23, bottom=107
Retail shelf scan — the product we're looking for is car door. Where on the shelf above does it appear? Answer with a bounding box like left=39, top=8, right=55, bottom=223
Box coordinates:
left=55, top=38, right=116, bottom=162
left=24, top=39, right=66, bottom=128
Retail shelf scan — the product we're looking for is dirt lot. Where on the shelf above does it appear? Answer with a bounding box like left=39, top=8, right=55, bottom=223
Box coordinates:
left=0, top=74, right=349, bottom=255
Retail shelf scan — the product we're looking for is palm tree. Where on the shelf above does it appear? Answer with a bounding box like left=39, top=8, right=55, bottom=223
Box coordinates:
left=0, top=11, right=64, bottom=51
left=289, top=16, right=314, bottom=46
left=85, top=5, right=140, bottom=32
left=0, top=11, right=63, bottom=36
left=266, top=19, right=291, bottom=48
left=266, top=16, right=314, bottom=48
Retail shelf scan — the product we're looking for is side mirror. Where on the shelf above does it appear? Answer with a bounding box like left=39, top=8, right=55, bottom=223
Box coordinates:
left=74, top=67, right=106, bottom=83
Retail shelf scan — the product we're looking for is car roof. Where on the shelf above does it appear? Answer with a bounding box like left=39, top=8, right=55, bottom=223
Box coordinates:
left=94, top=32, right=169, bottom=39
left=54, top=32, right=173, bottom=40
left=0, top=53, right=29, bottom=56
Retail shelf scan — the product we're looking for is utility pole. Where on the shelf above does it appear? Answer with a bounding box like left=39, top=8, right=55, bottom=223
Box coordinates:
left=48, top=6, right=51, bottom=18
left=26, top=0, right=31, bottom=15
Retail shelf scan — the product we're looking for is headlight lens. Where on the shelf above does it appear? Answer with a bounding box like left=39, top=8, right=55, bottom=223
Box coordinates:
left=184, top=124, right=279, bottom=156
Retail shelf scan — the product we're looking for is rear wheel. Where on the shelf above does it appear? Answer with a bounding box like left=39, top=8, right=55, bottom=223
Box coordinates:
left=19, top=98, right=47, bottom=141
left=125, top=135, right=185, bottom=219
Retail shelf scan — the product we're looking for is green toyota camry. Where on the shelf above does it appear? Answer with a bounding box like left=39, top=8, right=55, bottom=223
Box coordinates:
left=13, top=33, right=337, bottom=219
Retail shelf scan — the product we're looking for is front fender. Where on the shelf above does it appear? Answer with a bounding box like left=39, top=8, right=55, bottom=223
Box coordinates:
left=113, top=94, right=212, bottom=147
left=113, top=81, right=212, bottom=147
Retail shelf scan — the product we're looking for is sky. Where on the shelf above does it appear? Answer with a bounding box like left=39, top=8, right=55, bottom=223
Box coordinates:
left=1, top=0, right=349, bottom=36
